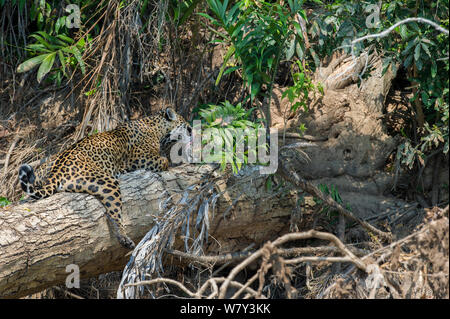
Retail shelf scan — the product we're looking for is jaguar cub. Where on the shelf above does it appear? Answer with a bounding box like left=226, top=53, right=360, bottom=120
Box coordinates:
left=19, top=108, right=191, bottom=249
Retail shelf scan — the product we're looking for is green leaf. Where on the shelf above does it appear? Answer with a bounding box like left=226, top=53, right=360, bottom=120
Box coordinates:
left=414, top=43, right=421, bottom=61
left=29, top=34, right=55, bottom=50
left=215, top=45, right=235, bottom=86
left=265, top=176, right=272, bottom=191
left=295, top=42, right=304, bottom=60
left=63, top=46, right=85, bottom=74
left=57, top=50, right=67, bottom=76
left=56, top=34, right=75, bottom=44
left=421, top=91, right=430, bottom=106
left=415, top=57, right=423, bottom=71
left=420, top=42, right=431, bottom=57
left=286, top=37, right=296, bottom=60
left=223, top=65, right=240, bottom=76
left=399, top=24, right=408, bottom=39
left=37, top=52, right=56, bottom=83
left=26, top=43, right=51, bottom=53
left=382, top=57, right=392, bottom=76
left=0, top=196, right=11, bottom=207
left=178, top=0, right=202, bottom=25
left=402, top=38, right=417, bottom=56
left=403, top=54, right=413, bottom=68
left=55, top=16, right=66, bottom=33
left=197, top=12, right=218, bottom=24
left=16, top=54, right=47, bottom=73
left=431, top=61, right=437, bottom=78
left=35, top=31, right=65, bottom=47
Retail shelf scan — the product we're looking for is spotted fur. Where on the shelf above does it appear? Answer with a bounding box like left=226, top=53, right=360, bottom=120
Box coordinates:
left=19, top=108, right=191, bottom=249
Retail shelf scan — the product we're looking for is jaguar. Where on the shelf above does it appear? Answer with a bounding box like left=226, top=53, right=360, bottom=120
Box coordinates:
left=19, top=107, right=191, bottom=249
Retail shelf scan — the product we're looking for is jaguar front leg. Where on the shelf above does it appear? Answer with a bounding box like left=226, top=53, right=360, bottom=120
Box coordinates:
left=126, top=153, right=169, bottom=173
left=148, top=154, right=169, bottom=172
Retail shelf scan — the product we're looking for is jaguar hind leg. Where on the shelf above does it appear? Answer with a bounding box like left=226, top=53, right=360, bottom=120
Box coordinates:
left=64, top=173, right=136, bottom=250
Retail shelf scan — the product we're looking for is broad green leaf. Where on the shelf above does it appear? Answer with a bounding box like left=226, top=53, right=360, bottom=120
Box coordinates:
left=414, top=44, right=421, bottom=61
left=296, top=42, right=304, bottom=60
left=55, top=16, right=66, bottom=33
left=29, top=34, right=56, bottom=50
left=381, top=57, right=392, bottom=76
left=402, top=38, right=417, bottom=56
left=420, top=42, right=431, bottom=57
left=37, top=52, right=56, bottom=83
left=35, top=31, right=64, bottom=47
left=403, top=54, right=413, bottom=68
left=57, top=34, right=75, bottom=44
left=57, top=50, right=67, bottom=76
left=415, top=57, right=423, bottom=71
left=26, top=43, right=51, bottom=52
left=16, top=54, right=46, bottom=73
left=286, top=38, right=296, bottom=60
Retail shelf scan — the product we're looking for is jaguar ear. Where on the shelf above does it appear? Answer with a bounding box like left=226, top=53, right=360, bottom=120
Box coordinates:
left=164, top=108, right=177, bottom=121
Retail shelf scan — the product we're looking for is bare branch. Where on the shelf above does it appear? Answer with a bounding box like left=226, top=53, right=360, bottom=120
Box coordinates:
left=124, top=278, right=197, bottom=298
left=351, top=17, right=449, bottom=46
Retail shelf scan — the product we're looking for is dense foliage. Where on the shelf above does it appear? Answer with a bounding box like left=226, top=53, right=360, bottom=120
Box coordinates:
left=1, top=0, right=448, bottom=175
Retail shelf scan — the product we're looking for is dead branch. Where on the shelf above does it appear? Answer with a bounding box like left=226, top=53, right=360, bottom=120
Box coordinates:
left=352, top=17, right=449, bottom=45
left=216, top=229, right=369, bottom=299
left=319, top=205, right=449, bottom=298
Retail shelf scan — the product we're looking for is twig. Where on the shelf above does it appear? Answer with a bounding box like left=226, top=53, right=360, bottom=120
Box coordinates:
left=3, top=135, right=20, bottom=177
left=280, top=245, right=368, bottom=257
left=218, top=243, right=272, bottom=299
left=197, top=277, right=263, bottom=299
left=211, top=244, right=256, bottom=277
left=124, top=278, right=196, bottom=297
left=165, top=248, right=254, bottom=264
left=284, top=256, right=353, bottom=265
left=230, top=267, right=271, bottom=299
left=279, top=132, right=328, bottom=142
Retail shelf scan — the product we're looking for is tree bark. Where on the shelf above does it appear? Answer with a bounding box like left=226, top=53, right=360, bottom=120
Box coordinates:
left=0, top=164, right=296, bottom=298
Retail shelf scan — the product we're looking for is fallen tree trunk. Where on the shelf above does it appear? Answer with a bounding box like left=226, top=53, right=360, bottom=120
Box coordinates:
left=0, top=163, right=297, bottom=298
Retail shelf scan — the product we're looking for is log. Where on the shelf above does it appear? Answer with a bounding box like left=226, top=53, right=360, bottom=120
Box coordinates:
left=0, top=164, right=296, bottom=298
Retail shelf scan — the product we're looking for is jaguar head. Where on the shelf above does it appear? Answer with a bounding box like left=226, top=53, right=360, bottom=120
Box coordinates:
left=158, top=108, right=192, bottom=163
